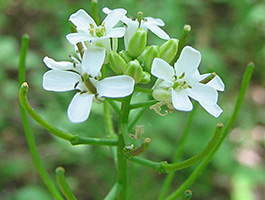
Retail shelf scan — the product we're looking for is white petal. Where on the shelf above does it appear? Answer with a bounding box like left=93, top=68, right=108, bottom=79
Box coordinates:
left=66, top=33, right=94, bottom=44
left=105, top=27, right=125, bottom=38
left=43, top=70, right=81, bottom=92
left=192, top=71, right=208, bottom=82
left=69, top=9, right=96, bottom=32
left=43, top=56, right=74, bottom=70
left=151, top=58, right=174, bottom=82
left=103, top=8, right=127, bottom=31
left=145, top=17, right=165, bottom=26
left=199, top=101, right=223, bottom=118
left=171, top=89, right=193, bottom=111
left=174, top=46, right=201, bottom=79
left=102, top=7, right=112, bottom=14
left=186, top=82, right=218, bottom=104
left=96, top=75, right=135, bottom=98
left=82, top=47, right=105, bottom=77
left=207, top=75, right=225, bottom=91
left=67, top=93, right=93, bottom=123
left=148, top=25, right=170, bottom=40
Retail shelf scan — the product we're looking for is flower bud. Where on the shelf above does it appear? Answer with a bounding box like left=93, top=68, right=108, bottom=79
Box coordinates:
left=119, top=50, right=132, bottom=63
left=124, top=60, right=144, bottom=83
left=127, top=28, right=147, bottom=58
left=139, top=45, right=160, bottom=71
left=109, top=51, right=127, bottom=74
left=159, top=38, right=179, bottom=63
left=139, top=71, right=151, bottom=84
left=152, top=79, right=172, bottom=102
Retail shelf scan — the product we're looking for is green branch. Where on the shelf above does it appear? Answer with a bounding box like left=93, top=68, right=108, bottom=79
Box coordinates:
left=56, top=167, right=77, bottom=200
left=165, top=62, right=254, bottom=199
left=129, top=100, right=158, bottom=110
left=19, top=83, right=118, bottom=146
left=18, top=34, right=64, bottom=200
left=126, top=123, right=223, bottom=173
left=103, top=183, right=123, bottom=200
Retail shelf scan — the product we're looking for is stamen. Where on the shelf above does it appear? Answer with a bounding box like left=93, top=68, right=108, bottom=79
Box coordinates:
left=179, top=72, right=185, bottom=79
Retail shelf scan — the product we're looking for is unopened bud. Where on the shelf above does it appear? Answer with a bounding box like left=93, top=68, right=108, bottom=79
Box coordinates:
left=119, top=50, right=132, bottom=63
left=127, top=28, right=147, bottom=58
left=109, top=51, right=127, bottom=74
left=139, top=71, right=151, bottom=84
left=159, top=38, right=179, bottom=63
left=140, top=45, right=160, bottom=71
left=124, top=60, right=144, bottom=83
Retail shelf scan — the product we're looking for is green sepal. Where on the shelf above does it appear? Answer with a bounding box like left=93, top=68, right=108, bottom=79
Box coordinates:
left=139, top=45, right=160, bottom=71
left=109, top=51, right=127, bottom=75
left=119, top=50, right=132, bottom=63
left=123, top=60, right=144, bottom=83
left=127, top=28, right=147, bottom=58
left=159, top=38, right=179, bottom=63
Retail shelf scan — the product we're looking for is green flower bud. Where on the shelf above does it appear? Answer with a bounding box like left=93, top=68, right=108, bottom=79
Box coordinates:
left=124, top=60, right=144, bottom=83
left=109, top=51, right=127, bottom=74
left=139, top=71, right=151, bottom=84
left=140, top=45, right=160, bottom=71
left=127, top=28, right=147, bottom=58
left=119, top=50, right=132, bottom=63
left=159, top=38, right=179, bottom=63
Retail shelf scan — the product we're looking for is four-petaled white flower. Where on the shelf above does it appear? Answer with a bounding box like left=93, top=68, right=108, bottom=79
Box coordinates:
left=42, top=46, right=135, bottom=123
left=66, top=8, right=127, bottom=45
left=151, top=46, right=225, bottom=118
left=103, top=7, right=170, bottom=50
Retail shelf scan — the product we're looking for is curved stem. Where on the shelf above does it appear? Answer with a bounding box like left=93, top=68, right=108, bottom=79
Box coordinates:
left=134, top=86, right=153, bottom=94
left=56, top=167, right=77, bottom=200
left=104, top=183, right=123, bottom=200
left=18, top=35, right=64, bottom=200
left=165, top=63, right=254, bottom=199
left=19, top=83, right=118, bottom=146
left=159, top=104, right=197, bottom=200
left=128, top=107, right=148, bottom=131
left=126, top=123, right=223, bottom=173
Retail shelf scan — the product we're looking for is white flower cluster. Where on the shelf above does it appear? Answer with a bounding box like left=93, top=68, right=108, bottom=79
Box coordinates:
left=42, top=7, right=224, bottom=123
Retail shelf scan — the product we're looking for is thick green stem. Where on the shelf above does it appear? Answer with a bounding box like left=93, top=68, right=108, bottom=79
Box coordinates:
left=159, top=104, right=197, bottom=199
left=126, top=123, right=223, bottom=173
left=165, top=63, right=254, bottom=199
left=117, top=95, right=132, bottom=199
left=18, top=35, right=64, bottom=200
left=104, top=183, right=123, bottom=200
left=56, top=167, right=77, bottom=200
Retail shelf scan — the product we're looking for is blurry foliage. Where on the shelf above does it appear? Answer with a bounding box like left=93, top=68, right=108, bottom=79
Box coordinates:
left=0, top=0, right=264, bottom=200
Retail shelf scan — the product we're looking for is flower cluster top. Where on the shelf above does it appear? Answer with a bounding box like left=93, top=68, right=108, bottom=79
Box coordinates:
left=42, top=7, right=225, bottom=123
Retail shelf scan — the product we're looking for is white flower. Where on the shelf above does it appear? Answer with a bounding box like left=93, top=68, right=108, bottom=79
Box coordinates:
left=151, top=46, right=225, bottom=118
left=42, top=46, right=135, bottom=123
left=66, top=8, right=127, bottom=45
left=103, top=8, right=170, bottom=50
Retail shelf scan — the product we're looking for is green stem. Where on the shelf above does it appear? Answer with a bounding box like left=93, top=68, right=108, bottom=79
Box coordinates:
left=19, top=83, right=118, bottom=146
left=117, top=95, right=132, bottom=199
left=18, top=35, right=64, bottom=200
left=165, top=63, right=254, bottom=199
left=104, top=183, right=123, bottom=200
left=56, top=167, right=77, bottom=200
left=134, top=86, right=153, bottom=94
left=91, top=0, right=100, bottom=25
left=128, top=107, right=148, bottom=131
left=170, top=24, right=191, bottom=65
left=126, top=123, right=223, bottom=173
left=108, top=99, right=120, bottom=115
left=129, top=100, right=158, bottom=110
left=159, top=104, right=197, bottom=200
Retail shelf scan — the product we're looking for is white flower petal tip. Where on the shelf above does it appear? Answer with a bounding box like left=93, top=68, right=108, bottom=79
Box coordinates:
left=199, top=102, right=223, bottom=118
left=69, top=9, right=96, bottom=31
left=43, top=56, right=74, bottom=70
left=97, top=75, right=135, bottom=98
left=67, top=93, right=93, bottom=123
left=171, top=90, right=193, bottom=111
left=208, top=75, right=225, bottom=92
left=151, top=58, right=174, bottom=82
left=42, top=70, right=81, bottom=92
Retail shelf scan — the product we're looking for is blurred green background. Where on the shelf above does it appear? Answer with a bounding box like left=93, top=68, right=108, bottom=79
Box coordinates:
left=0, top=0, right=264, bottom=199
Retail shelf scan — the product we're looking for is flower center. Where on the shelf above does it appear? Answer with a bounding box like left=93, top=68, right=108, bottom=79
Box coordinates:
left=172, top=72, right=192, bottom=90
left=89, top=22, right=106, bottom=37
